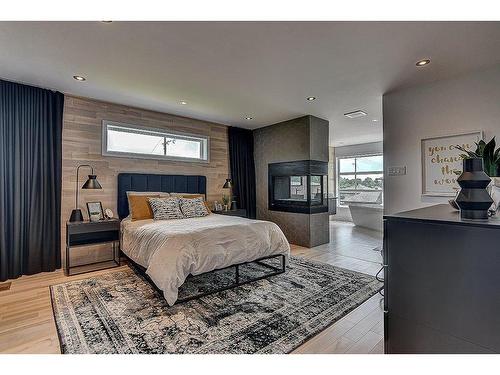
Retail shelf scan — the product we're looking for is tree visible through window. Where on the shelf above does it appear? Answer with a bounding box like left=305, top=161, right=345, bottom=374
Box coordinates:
left=337, top=155, right=383, bottom=206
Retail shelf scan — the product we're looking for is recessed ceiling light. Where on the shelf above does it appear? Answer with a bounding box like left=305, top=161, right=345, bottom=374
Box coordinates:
left=245, top=117, right=253, bottom=120
left=306, top=96, right=316, bottom=101
left=372, top=119, right=378, bottom=122
left=416, top=59, right=431, bottom=67
left=344, top=110, right=367, bottom=119
left=180, top=101, right=187, bottom=105
left=73, top=75, right=86, bottom=81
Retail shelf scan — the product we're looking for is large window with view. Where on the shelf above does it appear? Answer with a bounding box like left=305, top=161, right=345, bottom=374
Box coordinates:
left=102, top=121, right=209, bottom=162
left=337, top=154, right=383, bottom=206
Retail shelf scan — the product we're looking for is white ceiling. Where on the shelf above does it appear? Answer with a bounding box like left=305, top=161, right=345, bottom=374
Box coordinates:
left=1, top=22, right=500, bottom=146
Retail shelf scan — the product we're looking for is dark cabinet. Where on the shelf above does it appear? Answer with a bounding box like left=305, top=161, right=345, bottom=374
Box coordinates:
left=384, top=204, right=500, bottom=353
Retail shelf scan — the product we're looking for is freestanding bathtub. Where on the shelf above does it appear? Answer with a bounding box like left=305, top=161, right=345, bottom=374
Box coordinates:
left=342, top=191, right=383, bottom=232
left=348, top=204, right=384, bottom=232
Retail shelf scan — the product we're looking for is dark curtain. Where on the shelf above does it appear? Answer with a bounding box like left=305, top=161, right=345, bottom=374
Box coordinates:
left=228, top=126, right=257, bottom=219
left=0, top=80, right=64, bottom=281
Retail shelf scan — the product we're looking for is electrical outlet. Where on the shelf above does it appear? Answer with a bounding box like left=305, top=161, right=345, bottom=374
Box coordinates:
left=388, top=166, right=407, bottom=176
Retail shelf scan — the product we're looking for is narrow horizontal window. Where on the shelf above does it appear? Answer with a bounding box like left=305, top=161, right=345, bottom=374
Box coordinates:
left=102, top=121, right=209, bottom=162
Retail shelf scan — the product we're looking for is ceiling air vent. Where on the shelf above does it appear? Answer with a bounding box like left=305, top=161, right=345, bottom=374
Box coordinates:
left=344, top=110, right=367, bottom=119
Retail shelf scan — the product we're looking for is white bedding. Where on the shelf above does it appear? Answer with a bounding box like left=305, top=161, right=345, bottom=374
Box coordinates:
left=121, top=214, right=290, bottom=305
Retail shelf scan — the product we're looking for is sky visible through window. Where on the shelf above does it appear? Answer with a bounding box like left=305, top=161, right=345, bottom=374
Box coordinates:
left=105, top=124, right=206, bottom=161
left=339, top=155, right=383, bottom=173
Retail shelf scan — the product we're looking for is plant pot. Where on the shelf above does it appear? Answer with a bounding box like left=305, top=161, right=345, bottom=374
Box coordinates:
left=455, top=158, right=493, bottom=220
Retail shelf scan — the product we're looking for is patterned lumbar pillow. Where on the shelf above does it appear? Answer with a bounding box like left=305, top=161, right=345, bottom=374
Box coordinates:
left=148, top=197, right=185, bottom=220
left=179, top=197, right=210, bottom=218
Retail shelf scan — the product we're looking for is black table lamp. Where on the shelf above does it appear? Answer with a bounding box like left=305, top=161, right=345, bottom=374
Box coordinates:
left=69, top=164, right=102, bottom=222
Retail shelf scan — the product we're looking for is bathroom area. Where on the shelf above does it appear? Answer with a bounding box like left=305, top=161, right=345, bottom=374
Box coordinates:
left=330, top=141, right=384, bottom=233
left=326, top=140, right=384, bottom=269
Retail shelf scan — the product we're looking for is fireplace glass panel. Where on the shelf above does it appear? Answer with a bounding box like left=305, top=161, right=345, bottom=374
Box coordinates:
left=273, top=176, right=308, bottom=202
left=310, top=175, right=323, bottom=204
left=273, top=175, right=326, bottom=205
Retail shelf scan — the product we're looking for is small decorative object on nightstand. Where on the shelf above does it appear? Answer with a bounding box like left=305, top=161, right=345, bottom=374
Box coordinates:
left=223, top=178, right=238, bottom=210
left=212, top=208, right=247, bottom=218
left=86, top=201, right=104, bottom=222
left=65, top=219, right=120, bottom=276
left=104, top=208, right=114, bottom=219
left=221, top=194, right=229, bottom=211
left=213, top=201, right=221, bottom=211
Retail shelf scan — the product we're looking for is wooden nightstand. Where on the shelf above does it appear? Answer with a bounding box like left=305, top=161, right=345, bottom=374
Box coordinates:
left=65, top=219, right=120, bottom=276
left=212, top=209, right=248, bottom=218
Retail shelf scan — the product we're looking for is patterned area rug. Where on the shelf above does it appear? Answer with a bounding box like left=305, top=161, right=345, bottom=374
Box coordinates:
left=50, top=256, right=382, bottom=354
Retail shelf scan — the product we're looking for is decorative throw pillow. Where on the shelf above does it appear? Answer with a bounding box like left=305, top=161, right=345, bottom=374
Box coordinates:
left=128, top=194, right=159, bottom=221
left=179, top=197, right=210, bottom=218
left=148, top=197, right=185, bottom=220
left=170, top=193, right=212, bottom=212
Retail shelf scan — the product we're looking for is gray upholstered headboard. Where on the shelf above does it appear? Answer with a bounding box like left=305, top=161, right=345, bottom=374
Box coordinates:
left=117, top=173, right=207, bottom=219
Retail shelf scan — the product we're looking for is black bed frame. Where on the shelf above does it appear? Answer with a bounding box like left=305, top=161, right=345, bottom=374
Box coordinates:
left=128, top=253, right=286, bottom=304
left=117, top=173, right=287, bottom=304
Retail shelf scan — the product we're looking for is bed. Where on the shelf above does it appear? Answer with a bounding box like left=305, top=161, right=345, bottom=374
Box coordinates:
left=118, top=173, right=290, bottom=305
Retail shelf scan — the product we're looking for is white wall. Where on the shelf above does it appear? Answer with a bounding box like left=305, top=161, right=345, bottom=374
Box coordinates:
left=335, top=141, right=383, bottom=158
left=383, top=64, right=500, bottom=215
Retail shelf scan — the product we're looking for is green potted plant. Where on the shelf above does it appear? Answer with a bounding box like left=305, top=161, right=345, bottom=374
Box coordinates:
left=455, top=137, right=500, bottom=177
left=221, top=194, right=229, bottom=211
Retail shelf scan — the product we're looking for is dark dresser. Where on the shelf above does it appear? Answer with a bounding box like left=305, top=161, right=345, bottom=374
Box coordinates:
left=384, top=204, right=500, bottom=353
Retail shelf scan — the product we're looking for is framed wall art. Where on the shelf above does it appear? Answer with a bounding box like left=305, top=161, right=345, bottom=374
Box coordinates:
left=421, top=130, right=483, bottom=196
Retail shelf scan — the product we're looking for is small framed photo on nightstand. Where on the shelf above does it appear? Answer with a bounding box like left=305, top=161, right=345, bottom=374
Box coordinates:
left=86, top=201, right=104, bottom=222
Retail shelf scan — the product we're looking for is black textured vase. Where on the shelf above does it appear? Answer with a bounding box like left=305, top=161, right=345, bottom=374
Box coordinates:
left=455, top=158, right=493, bottom=220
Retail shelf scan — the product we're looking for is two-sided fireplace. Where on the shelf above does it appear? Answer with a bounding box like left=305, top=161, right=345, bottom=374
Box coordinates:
left=268, top=160, right=328, bottom=214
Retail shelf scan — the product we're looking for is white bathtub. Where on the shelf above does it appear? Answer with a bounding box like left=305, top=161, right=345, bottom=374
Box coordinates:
left=348, top=204, right=384, bottom=232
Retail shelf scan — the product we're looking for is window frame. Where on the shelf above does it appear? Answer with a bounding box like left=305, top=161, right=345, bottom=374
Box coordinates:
left=101, top=120, right=210, bottom=163
left=336, top=153, right=384, bottom=207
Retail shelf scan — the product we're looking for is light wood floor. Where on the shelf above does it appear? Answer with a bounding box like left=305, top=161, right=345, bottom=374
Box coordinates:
left=0, top=221, right=384, bottom=354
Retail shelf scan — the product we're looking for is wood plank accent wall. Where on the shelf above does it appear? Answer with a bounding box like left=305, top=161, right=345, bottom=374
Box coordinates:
left=61, top=95, right=229, bottom=263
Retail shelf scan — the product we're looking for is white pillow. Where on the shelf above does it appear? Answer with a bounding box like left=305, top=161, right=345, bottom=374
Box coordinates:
left=148, top=197, right=184, bottom=220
